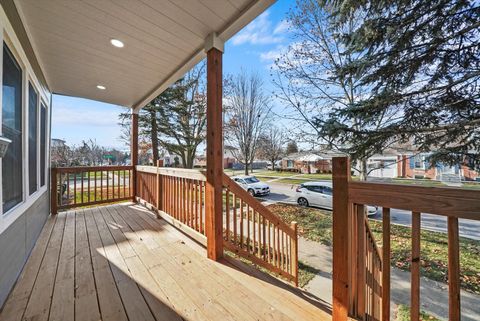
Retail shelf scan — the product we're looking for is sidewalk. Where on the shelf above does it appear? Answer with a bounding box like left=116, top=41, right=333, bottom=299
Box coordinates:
left=298, top=237, right=480, bottom=321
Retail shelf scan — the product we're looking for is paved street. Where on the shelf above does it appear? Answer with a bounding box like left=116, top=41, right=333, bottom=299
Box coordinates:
left=259, top=181, right=480, bottom=240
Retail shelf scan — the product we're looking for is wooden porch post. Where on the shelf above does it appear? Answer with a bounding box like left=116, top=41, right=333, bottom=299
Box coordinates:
left=332, top=157, right=350, bottom=321
left=131, top=111, right=139, bottom=201
left=205, top=33, right=224, bottom=261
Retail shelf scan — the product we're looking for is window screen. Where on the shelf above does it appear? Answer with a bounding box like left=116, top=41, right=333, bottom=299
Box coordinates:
left=40, top=104, right=46, bottom=186
left=28, top=82, right=38, bottom=195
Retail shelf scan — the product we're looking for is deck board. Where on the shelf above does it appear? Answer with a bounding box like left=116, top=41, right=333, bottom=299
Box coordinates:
left=0, top=203, right=331, bottom=321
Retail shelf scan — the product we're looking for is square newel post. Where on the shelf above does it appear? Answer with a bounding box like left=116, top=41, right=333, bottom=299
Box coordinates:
left=131, top=111, right=139, bottom=201
left=332, top=157, right=351, bottom=321
left=205, top=33, right=224, bottom=261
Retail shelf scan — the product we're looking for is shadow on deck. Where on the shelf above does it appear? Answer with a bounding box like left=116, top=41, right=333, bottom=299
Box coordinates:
left=0, top=203, right=331, bottom=321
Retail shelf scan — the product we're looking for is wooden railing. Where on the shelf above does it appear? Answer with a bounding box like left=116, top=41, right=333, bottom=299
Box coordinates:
left=51, top=165, right=133, bottom=214
left=135, top=165, right=298, bottom=285
left=222, top=174, right=299, bottom=285
left=333, top=157, right=480, bottom=321
left=136, top=166, right=207, bottom=240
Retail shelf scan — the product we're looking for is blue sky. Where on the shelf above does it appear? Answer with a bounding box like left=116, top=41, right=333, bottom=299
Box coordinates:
left=51, top=0, right=292, bottom=150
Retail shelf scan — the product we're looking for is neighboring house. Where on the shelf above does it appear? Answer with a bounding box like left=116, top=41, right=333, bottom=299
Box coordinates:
left=367, top=149, right=479, bottom=182
left=195, top=145, right=239, bottom=169
left=280, top=152, right=332, bottom=173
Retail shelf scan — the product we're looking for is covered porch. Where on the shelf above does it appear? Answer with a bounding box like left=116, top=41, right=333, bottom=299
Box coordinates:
left=0, top=203, right=331, bottom=321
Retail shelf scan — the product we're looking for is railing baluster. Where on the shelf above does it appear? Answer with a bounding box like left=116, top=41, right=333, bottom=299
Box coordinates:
left=253, top=208, right=256, bottom=255
left=291, top=222, right=298, bottom=286
left=411, top=211, right=421, bottom=321
left=240, top=199, right=244, bottom=248
left=262, top=216, right=266, bottom=261
left=247, top=204, right=251, bottom=252
left=356, top=204, right=366, bottom=317
left=233, top=194, right=237, bottom=244
left=106, top=171, right=109, bottom=200
left=87, top=171, right=90, bottom=202
left=66, top=173, right=70, bottom=205
left=73, top=172, right=77, bottom=204
left=448, top=216, right=460, bottom=321
left=226, top=190, right=230, bottom=241
left=382, top=207, right=391, bottom=321
left=200, top=181, right=204, bottom=234
left=117, top=170, right=120, bottom=200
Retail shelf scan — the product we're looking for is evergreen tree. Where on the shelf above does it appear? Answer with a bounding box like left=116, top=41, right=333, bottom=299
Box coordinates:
left=286, top=141, right=299, bottom=155
left=320, top=0, right=480, bottom=168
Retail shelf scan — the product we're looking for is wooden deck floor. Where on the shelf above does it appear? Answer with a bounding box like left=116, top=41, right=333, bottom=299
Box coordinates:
left=0, top=203, right=331, bottom=321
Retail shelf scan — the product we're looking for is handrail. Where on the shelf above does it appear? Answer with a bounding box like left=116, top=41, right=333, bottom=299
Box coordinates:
left=349, top=181, right=480, bottom=219
left=222, top=173, right=299, bottom=285
left=51, top=165, right=133, bottom=214
left=222, top=175, right=296, bottom=238
left=54, top=165, right=133, bottom=173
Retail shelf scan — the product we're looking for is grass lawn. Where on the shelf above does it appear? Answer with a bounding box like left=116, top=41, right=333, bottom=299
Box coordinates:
left=267, top=203, right=480, bottom=294
left=461, top=182, right=480, bottom=190
left=391, top=178, right=446, bottom=187
left=274, top=178, right=312, bottom=185
left=299, top=173, right=333, bottom=180
left=395, top=304, right=441, bottom=321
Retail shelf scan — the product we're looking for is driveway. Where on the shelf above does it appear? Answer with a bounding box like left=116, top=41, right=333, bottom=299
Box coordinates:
left=260, top=181, right=480, bottom=240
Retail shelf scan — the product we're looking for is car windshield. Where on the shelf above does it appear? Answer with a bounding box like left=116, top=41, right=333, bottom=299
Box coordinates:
left=244, top=177, right=260, bottom=184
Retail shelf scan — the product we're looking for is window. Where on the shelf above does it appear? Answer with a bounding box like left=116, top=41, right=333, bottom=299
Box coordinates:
left=287, top=160, right=294, bottom=168
left=323, top=187, right=333, bottom=196
left=414, top=155, right=424, bottom=169
left=2, top=44, right=23, bottom=213
left=28, top=83, right=38, bottom=195
left=40, top=103, right=46, bottom=186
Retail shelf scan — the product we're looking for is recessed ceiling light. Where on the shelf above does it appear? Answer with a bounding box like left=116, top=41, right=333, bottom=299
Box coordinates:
left=110, top=39, right=124, bottom=48
left=96, top=85, right=106, bottom=90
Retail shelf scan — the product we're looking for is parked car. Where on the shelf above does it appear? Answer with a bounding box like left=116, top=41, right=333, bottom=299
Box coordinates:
left=232, top=175, right=270, bottom=196
left=295, top=181, right=377, bottom=215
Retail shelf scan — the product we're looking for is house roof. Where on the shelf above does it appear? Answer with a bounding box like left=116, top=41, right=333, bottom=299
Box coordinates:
left=297, top=154, right=324, bottom=162
left=11, top=0, right=274, bottom=109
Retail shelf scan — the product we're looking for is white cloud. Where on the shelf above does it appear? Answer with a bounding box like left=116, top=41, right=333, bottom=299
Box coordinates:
left=273, top=20, right=290, bottom=35
left=231, top=12, right=284, bottom=46
left=260, top=45, right=286, bottom=62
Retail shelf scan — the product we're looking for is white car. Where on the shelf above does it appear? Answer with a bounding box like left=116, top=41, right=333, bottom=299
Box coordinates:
left=296, top=182, right=377, bottom=216
left=232, top=175, right=270, bottom=197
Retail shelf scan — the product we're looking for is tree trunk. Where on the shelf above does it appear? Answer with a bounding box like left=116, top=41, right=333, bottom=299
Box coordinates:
left=149, top=110, right=159, bottom=163
left=359, top=158, right=368, bottom=181
left=244, top=162, right=249, bottom=175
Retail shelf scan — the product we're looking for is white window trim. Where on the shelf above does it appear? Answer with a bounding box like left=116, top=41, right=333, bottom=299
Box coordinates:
left=0, top=17, right=51, bottom=234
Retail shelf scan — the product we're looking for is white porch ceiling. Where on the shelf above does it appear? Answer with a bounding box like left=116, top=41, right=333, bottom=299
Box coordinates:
left=13, top=0, right=275, bottom=108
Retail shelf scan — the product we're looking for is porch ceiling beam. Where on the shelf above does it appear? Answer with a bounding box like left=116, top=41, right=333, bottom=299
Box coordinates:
left=132, top=0, right=274, bottom=113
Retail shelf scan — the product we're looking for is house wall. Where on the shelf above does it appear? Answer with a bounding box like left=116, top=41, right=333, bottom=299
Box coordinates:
left=461, top=165, right=479, bottom=181
left=0, top=2, right=52, bottom=309
left=0, top=192, right=49, bottom=307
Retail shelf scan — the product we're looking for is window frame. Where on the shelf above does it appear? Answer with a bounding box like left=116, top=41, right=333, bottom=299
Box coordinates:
left=28, top=81, right=39, bottom=195
left=0, top=31, right=51, bottom=234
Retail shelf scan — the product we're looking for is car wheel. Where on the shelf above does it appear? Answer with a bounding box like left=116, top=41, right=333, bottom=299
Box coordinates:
left=297, top=197, right=309, bottom=207
left=248, top=189, right=256, bottom=197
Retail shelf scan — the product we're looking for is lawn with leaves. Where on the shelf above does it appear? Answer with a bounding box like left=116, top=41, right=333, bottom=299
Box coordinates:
left=267, top=203, right=480, bottom=294
left=395, top=304, right=441, bottom=321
